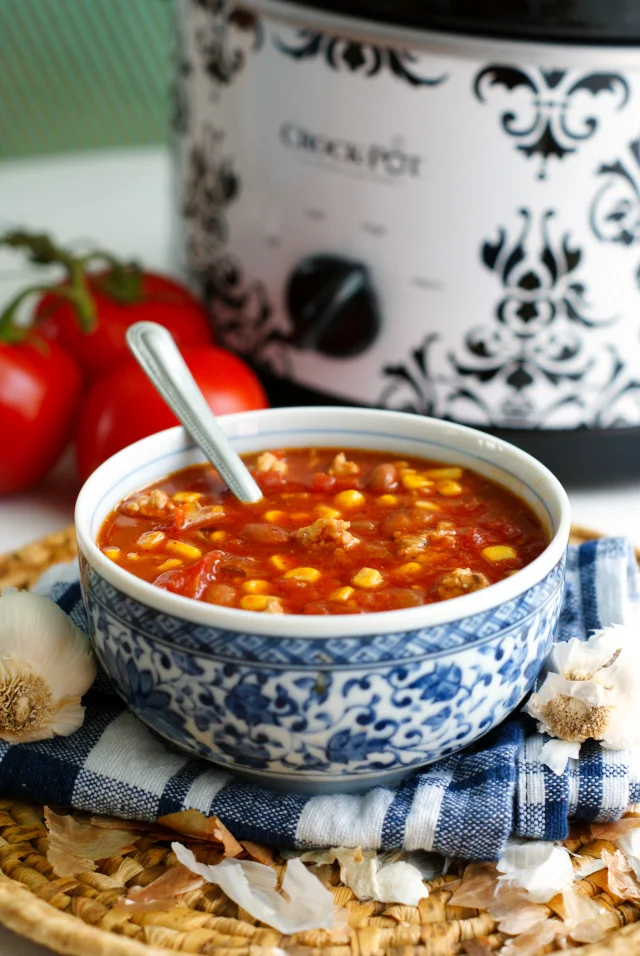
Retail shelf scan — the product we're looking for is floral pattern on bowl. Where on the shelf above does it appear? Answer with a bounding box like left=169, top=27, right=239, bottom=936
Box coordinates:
left=81, top=553, right=564, bottom=790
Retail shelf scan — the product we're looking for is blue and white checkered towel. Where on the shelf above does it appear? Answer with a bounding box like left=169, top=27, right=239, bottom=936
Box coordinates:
left=1, top=538, right=638, bottom=861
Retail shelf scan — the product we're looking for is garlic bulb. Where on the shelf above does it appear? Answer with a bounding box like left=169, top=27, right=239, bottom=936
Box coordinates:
left=0, top=589, right=96, bottom=743
left=525, top=624, right=640, bottom=774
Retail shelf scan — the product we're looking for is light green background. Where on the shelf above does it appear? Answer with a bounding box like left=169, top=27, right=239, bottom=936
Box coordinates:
left=1, top=0, right=173, bottom=158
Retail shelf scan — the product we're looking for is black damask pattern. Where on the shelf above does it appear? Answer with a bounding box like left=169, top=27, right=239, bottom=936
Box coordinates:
left=204, top=255, right=291, bottom=378
left=451, top=210, right=613, bottom=393
left=275, top=30, right=447, bottom=88
left=591, top=137, right=640, bottom=278
left=193, top=0, right=263, bottom=86
left=474, top=66, right=630, bottom=179
left=182, top=126, right=239, bottom=274
left=380, top=209, right=640, bottom=428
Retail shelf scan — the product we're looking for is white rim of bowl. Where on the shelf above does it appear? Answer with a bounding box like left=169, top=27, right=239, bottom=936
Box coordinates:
left=75, top=407, right=571, bottom=639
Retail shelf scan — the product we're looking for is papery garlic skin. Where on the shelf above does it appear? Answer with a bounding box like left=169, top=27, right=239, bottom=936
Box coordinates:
left=0, top=591, right=96, bottom=743
left=497, top=841, right=574, bottom=903
left=550, top=629, right=624, bottom=681
left=561, top=885, right=617, bottom=943
left=616, top=827, right=640, bottom=882
left=539, top=739, right=581, bottom=776
left=173, top=843, right=337, bottom=934
left=298, top=847, right=428, bottom=906
left=334, top=849, right=427, bottom=906
left=525, top=625, right=640, bottom=768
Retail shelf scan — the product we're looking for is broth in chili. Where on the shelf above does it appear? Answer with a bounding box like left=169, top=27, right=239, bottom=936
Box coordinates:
left=97, top=448, right=549, bottom=615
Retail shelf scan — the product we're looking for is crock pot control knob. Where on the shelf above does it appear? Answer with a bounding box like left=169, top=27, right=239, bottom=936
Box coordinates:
left=286, top=254, right=380, bottom=358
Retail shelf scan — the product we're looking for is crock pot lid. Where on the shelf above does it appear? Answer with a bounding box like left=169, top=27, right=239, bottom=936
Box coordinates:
left=276, top=1, right=640, bottom=43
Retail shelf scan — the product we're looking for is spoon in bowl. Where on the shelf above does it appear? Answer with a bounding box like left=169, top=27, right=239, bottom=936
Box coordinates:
left=126, top=321, right=263, bottom=503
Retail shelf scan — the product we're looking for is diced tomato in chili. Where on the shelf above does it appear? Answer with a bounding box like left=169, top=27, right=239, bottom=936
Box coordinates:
left=97, top=448, right=549, bottom=615
left=311, top=472, right=336, bottom=493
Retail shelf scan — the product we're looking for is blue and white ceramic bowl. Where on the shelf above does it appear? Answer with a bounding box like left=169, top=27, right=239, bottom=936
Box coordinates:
left=75, top=407, right=570, bottom=793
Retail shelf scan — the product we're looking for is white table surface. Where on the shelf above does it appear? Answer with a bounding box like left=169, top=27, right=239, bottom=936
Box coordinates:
left=0, top=147, right=639, bottom=954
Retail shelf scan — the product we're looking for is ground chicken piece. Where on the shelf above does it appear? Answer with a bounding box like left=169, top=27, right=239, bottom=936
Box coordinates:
left=428, top=521, right=457, bottom=547
left=396, top=521, right=457, bottom=557
left=264, top=598, right=284, bottom=614
left=396, top=533, right=430, bottom=558
left=293, top=517, right=360, bottom=550
left=328, top=452, right=360, bottom=477
left=437, top=567, right=490, bottom=601
left=122, top=488, right=174, bottom=518
left=255, top=452, right=287, bottom=475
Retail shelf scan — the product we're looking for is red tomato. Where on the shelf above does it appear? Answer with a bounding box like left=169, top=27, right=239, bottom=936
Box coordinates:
left=75, top=347, right=268, bottom=480
left=36, top=272, right=212, bottom=381
left=0, top=338, right=82, bottom=494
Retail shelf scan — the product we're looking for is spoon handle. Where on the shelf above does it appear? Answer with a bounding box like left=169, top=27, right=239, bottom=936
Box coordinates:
left=126, top=321, right=263, bottom=503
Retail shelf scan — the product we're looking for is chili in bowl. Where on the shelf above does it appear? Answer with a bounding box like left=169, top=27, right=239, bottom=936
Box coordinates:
left=75, top=406, right=570, bottom=794
left=98, top=449, right=549, bottom=616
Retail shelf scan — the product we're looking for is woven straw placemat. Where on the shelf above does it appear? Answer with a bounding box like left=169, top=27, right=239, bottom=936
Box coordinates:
left=0, top=524, right=638, bottom=956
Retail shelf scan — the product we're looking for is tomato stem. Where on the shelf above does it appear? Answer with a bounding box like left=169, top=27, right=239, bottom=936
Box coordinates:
left=0, top=230, right=143, bottom=343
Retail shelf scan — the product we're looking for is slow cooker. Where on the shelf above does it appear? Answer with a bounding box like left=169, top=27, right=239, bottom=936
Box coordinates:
left=174, top=0, right=640, bottom=482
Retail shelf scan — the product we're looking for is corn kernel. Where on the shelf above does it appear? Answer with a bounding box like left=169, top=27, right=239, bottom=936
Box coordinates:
left=172, top=491, right=204, bottom=502
left=102, top=547, right=120, bottom=561
left=482, top=545, right=517, bottom=562
left=264, top=510, right=286, bottom=524
left=269, top=554, right=293, bottom=572
left=401, top=473, right=433, bottom=491
left=157, top=558, right=183, bottom=572
left=283, top=566, right=321, bottom=583
left=210, top=530, right=226, bottom=542
left=352, top=567, right=383, bottom=589
left=425, top=467, right=463, bottom=480
left=329, top=586, right=355, bottom=602
left=334, top=489, right=366, bottom=510
left=315, top=504, right=342, bottom=519
left=396, top=562, right=423, bottom=577
left=242, top=579, right=271, bottom=594
left=291, top=512, right=313, bottom=523
left=239, top=594, right=279, bottom=611
left=413, top=500, right=441, bottom=511
left=165, top=539, right=203, bottom=560
left=137, top=530, right=166, bottom=550
left=376, top=494, right=398, bottom=507
left=436, top=480, right=463, bottom=497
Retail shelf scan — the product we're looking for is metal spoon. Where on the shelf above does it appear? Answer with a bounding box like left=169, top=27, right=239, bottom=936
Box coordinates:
left=126, top=321, right=263, bottom=503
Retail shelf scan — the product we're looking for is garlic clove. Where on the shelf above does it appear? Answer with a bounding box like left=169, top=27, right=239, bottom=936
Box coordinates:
left=0, top=591, right=96, bottom=744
